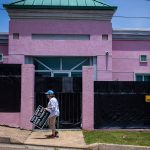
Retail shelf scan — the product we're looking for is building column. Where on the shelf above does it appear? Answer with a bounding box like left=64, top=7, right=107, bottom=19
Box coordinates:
left=20, top=64, right=35, bottom=130
left=82, top=66, right=94, bottom=130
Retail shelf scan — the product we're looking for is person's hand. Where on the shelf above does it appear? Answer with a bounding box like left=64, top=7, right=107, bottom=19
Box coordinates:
left=44, top=108, right=48, bottom=111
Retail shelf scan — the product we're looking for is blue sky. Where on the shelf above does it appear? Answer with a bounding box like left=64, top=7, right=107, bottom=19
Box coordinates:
left=104, top=0, right=150, bottom=29
left=0, top=0, right=150, bottom=32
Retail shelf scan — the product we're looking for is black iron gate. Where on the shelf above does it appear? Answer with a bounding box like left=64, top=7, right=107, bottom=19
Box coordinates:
left=35, top=76, right=82, bottom=129
left=94, top=81, right=150, bottom=129
left=0, top=64, right=21, bottom=112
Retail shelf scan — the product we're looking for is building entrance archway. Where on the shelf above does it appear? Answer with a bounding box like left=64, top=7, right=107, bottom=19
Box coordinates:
left=34, top=57, right=91, bottom=129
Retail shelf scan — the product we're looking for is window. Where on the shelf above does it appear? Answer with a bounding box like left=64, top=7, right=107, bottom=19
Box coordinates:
left=34, top=57, right=92, bottom=77
left=139, top=55, right=147, bottom=62
left=32, top=34, right=90, bottom=40
left=136, top=75, right=143, bottom=81
left=71, top=72, right=82, bottom=77
left=13, top=33, right=19, bottom=39
left=35, top=72, right=51, bottom=77
left=102, top=34, right=108, bottom=40
left=54, top=73, right=68, bottom=77
left=136, top=74, right=150, bottom=81
left=0, top=53, right=3, bottom=62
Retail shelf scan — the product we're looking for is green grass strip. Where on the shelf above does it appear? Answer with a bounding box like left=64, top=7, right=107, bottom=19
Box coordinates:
left=83, top=130, right=150, bottom=146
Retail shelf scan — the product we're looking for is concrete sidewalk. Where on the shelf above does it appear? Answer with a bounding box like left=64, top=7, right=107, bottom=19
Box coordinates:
left=1, top=126, right=150, bottom=150
left=24, top=130, right=86, bottom=149
left=0, top=126, right=86, bottom=149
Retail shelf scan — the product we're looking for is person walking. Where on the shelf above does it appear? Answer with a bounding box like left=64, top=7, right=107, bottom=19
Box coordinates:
left=45, top=90, right=59, bottom=138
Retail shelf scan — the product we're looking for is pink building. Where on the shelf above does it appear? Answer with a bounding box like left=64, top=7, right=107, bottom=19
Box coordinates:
left=0, top=0, right=150, bottom=130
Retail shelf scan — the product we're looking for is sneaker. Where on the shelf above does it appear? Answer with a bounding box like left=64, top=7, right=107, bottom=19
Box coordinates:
left=45, top=134, right=55, bottom=138
left=55, top=131, right=59, bottom=137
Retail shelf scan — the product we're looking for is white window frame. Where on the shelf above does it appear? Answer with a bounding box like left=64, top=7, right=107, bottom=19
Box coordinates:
left=34, top=57, right=96, bottom=77
left=139, top=55, right=147, bottom=62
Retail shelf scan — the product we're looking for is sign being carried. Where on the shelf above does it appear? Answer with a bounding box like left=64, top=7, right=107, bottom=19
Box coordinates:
left=30, top=105, right=50, bottom=129
left=145, top=95, right=150, bottom=103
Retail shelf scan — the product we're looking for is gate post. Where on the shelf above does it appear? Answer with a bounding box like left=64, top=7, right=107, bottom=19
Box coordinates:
left=20, top=64, right=35, bottom=130
left=82, top=66, right=94, bottom=130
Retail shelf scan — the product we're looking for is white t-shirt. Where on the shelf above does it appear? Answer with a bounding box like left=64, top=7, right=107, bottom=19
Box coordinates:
left=47, top=97, right=60, bottom=117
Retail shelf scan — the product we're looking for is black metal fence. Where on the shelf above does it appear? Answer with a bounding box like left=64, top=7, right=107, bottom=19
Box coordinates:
left=0, top=64, right=21, bottom=112
left=94, top=81, right=150, bottom=129
left=35, top=76, right=82, bottom=129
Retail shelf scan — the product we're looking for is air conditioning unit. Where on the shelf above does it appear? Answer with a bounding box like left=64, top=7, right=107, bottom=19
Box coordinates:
left=139, top=55, right=147, bottom=62
left=0, top=53, right=3, bottom=62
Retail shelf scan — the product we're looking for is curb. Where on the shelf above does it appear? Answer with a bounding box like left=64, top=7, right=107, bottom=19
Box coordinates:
left=0, top=137, right=11, bottom=144
left=0, top=136, right=23, bottom=145
left=0, top=144, right=85, bottom=150
left=0, top=137, right=86, bottom=150
left=86, top=143, right=150, bottom=150
left=0, top=143, right=84, bottom=150
left=2, top=136, right=150, bottom=150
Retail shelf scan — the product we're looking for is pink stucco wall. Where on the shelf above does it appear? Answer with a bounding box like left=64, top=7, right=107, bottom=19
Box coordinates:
left=0, top=44, right=8, bottom=55
left=20, top=64, right=35, bottom=130
left=9, top=19, right=113, bottom=80
left=112, top=40, right=150, bottom=81
left=0, top=65, right=34, bottom=130
left=97, top=55, right=112, bottom=81
left=0, top=113, right=20, bottom=128
left=9, top=20, right=112, bottom=56
left=82, top=66, right=94, bottom=130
